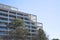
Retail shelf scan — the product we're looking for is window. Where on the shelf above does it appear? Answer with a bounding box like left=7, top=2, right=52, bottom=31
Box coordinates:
left=31, top=30, right=36, bottom=32
left=32, top=34, right=36, bottom=36
left=0, top=9, right=8, bottom=12
left=20, top=17, right=23, bottom=19
left=0, top=32, right=5, bottom=35
left=25, top=25, right=30, bottom=28
left=31, top=22, right=35, bottom=25
left=25, top=21, right=30, bottom=24
left=32, top=26, right=36, bottom=29
left=0, top=13, right=8, bottom=16
left=0, top=17, right=8, bottom=20
left=17, top=16, right=23, bottom=19
left=9, top=15, right=16, bottom=18
left=24, top=17, right=29, bottom=20
left=9, top=19, right=13, bottom=21
left=0, top=27, right=7, bottom=30
left=9, top=11, right=16, bottom=14
left=17, top=13, right=23, bottom=16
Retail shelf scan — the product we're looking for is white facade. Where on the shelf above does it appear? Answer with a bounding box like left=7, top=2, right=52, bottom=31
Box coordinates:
left=0, top=4, right=42, bottom=40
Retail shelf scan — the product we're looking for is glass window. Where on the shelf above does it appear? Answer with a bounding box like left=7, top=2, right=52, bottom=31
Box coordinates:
left=31, top=30, right=36, bottom=32
left=0, top=9, right=8, bottom=12
left=17, top=16, right=23, bottom=19
left=32, top=34, right=36, bottom=36
left=20, top=17, right=23, bottom=19
left=25, top=25, right=30, bottom=28
left=17, top=13, right=23, bottom=16
left=25, top=21, right=30, bottom=24
left=9, top=15, right=16, bottom=18
left=32, top=26, right=36, bottom=29
left=0, top=17, right=8, bottom=20
left=0, top=27, right=7, bottom=30
left=31, top=22, right=35, bottom=25
left=0, top=13, right=8, bottom=16
left=24, top=17, right=29, bottom=20
left=9, top=11, right=16, bottom=14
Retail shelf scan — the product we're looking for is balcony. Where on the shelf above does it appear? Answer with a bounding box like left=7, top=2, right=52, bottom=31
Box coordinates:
left=17, top=13, right=23, bottom=16
left=0, top=24, right=6, bottom=27
left=25, top=23, right=30, bottom=26
left=31, top=26, right=36, bottom=29
left=9, top=13, right=16, bottom=16
left=9, top=17, right=16, bottom=20
left=24, top=20, right=30, bottom=23
left=0, top=15, right=8, bottom=18
left=24, top=17, right=29, bottom=21
left=23, top=15, right=29, bottom=19
left=0, top=29, right=11, bottom=33
left=17, top=15, right=23, bottom=18
left=0, top=11, right=8, bottom=14
left=0, top=28, right=7, bottom=31
left=0, top=20, right=8, bottom=23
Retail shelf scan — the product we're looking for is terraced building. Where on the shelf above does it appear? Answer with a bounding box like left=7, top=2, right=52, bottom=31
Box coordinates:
left=0, top=4, right=43, bottom=40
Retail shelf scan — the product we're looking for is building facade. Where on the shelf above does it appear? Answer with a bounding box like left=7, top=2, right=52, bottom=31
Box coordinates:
left=37, top=22, right=43, bottom=29
left=0, top=4, right=42, bottom=40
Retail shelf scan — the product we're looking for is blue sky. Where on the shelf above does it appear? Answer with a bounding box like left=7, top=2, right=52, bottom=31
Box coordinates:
left=0, top=0, right=60, bottom=40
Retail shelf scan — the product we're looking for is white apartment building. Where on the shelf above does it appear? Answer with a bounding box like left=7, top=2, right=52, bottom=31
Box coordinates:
left=0, top=4, right=42, bottom=40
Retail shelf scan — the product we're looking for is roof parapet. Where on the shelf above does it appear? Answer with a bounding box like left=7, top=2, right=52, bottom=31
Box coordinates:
left=0, top=3, right=18, bottom=11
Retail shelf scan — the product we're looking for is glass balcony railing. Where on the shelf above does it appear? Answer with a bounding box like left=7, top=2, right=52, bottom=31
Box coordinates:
left=0, top=15, right=8, bottom=18
left=24, top=20, right=30, bottom=22
left=0, top=24, right=6, bottom=26
left=0, top=28, right=7, bottom=31
left=0, top=11, right=8, bottom=14
left=0, top=33, right=7, bottom=35
left=9, top=17, right=16, bottom=19
left=9, top=13, right=16, bottom=16
left=17, top=13, right=23, bottom=16
left=0, top=20, right=8, bottom=23
left=23, top=16, right=29, bottom=18
left=25, top=23, right=30, bottom=26
left=17, top=14, right=23, bottom=17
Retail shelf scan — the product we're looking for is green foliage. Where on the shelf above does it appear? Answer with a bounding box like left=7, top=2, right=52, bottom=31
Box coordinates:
left=10, top=27, right=28, bottom=40
left=5, top=18, right=28, bottom=40
left=37, top=29, right=48, bottom=40
left=7, top=18, right=24, bottom=29
left=52, top=38, right=59, bottom=40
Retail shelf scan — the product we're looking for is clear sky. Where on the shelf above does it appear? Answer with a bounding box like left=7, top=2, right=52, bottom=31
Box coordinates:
left=0, top=0, right=60, bottom=40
